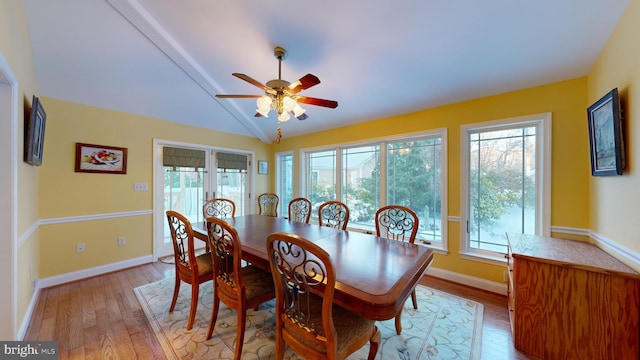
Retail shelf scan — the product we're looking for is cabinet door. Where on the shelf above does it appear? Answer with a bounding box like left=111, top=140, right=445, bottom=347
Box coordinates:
left=512, top=258, right=546, bottom=358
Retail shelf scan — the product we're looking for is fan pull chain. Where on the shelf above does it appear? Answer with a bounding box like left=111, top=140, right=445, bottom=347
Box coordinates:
left=276, top=122, right=282, bottom=143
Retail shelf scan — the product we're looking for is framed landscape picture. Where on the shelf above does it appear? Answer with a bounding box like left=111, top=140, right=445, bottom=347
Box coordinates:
left=75, top=143, right=128, bottom=174
left=587, top=88, right=625, bottom=176
left=24, top=95, right=46, bottom=166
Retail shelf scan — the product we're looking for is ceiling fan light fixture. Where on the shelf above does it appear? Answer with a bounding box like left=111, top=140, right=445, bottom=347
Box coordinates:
left=256, top=95, right=272, bottom=117
left=278, top=111, right=291, bottom=122
left=217, top=46, right=338, bottom=142
left=282, top=96, right=297, bottom=112
left=293, top=103, right=306, bottom=118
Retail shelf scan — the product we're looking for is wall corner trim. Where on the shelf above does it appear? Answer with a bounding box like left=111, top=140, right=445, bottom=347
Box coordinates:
left=590, top=231, right=640, bottom=273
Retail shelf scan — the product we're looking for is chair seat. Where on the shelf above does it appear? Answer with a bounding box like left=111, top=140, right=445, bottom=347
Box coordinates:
left=216, top=265, right=275, bottom=301
left=284, top=294, right=376, bottom=355
left=195, top=252, right=213, bottom=276
left=241, top=266, right=277, bottom=299
left=178, top=252, right=213, bottom=278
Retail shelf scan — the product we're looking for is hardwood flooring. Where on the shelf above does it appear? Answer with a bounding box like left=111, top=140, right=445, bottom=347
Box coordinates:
left=24, top=262, right=534, bottom=359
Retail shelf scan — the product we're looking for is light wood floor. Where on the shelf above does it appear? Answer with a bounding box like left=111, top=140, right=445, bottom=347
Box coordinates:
left=24, top=262, right=534, bottom=359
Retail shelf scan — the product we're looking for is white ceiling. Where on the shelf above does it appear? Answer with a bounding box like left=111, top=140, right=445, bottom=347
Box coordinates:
left=23, top=0, right=629, bottom=143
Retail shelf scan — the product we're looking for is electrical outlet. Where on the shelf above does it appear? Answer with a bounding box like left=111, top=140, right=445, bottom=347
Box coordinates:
left=118, top=236, right=126, bottom=246
left=134, top=183, right=148, bottom=191
left=76, top=243, right=86, bottom=253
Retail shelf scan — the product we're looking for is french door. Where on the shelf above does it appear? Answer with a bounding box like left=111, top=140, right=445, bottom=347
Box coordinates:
left=154, top=141, right=250, bottom=259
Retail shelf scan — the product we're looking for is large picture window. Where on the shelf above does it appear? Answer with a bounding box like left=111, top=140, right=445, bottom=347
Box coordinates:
left=387, top=138, right=443, bottom=245
left=306, top=150, right=337, bottom=222
left=302, top=130, right=447, bottom=250
left=461, top=114, right=551, bottom=262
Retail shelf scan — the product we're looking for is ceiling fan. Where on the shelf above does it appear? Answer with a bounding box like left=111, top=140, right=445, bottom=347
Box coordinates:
left=216, top=46, right=338, bottom=142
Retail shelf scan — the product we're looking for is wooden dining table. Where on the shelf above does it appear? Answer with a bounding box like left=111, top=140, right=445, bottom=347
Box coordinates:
left=192, top=214, right=434, bottom=321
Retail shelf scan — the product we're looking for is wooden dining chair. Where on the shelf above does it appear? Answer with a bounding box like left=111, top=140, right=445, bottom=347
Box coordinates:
left=165, top=211, right=214, bottom=330
left=203, top=198, right=236, bottom=219
left=205, top=217, right=275, bottom=359
left=375, top=205, right=420, bottom=335
left=288, top=197, right=312, bottom=223
left=318, top=200, right=350, bottom=230
left=257, top=193, right=279, bottom=217
left=267, top=232, right=380, bottom=360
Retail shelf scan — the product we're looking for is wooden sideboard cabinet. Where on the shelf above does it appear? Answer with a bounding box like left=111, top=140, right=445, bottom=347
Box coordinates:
left=506, top=233, right=640, bottom=359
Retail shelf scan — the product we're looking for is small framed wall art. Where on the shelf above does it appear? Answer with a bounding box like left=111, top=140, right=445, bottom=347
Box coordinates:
left=258, top=160, right=268, bottom=175
left=587, top=88, right=625, bottom=176
left=75, top=143, right=128, bottom=174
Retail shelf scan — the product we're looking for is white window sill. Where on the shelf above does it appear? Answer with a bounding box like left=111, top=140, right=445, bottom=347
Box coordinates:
left=459, top=251, right=508, bottom=267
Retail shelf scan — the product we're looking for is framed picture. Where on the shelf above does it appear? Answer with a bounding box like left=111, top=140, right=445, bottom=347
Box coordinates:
left=587, top=88, right=625, bottom=176
left=258, top=160, right=268, bottom=175
left=24, top=95, right=46, bottom=166
left=75, top=143, right=128, bottom=174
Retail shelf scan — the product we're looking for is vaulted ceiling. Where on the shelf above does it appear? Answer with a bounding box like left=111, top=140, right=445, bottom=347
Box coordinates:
left=24, top=0, right=629, bottom=143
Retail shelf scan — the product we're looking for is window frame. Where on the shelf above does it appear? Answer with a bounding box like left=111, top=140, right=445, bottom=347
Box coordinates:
left=300, top=129, right=448, bottom=252
left=460, top=113, right=551, bottom=265
left=275, top=151, right=293, bottom=218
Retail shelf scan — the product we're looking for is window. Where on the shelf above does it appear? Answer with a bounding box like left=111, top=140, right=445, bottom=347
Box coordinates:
left=461, top=114, right=551, bottom=263
left=306, top=150, right=337, bottom=222
left=301, top=130, right=448, bottom=250
left=387, top=138, right=444, bottom=245
left=276, top=152, right=293, bottom=218
left=342, top=145, right=380, bottom=229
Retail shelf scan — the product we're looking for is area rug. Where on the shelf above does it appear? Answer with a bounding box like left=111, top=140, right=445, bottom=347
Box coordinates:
left=134, top=278, right=483, bottom=359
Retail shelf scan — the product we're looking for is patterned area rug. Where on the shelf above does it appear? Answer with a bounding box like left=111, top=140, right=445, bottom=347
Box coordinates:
left=134, top=278, right=483, bottom=359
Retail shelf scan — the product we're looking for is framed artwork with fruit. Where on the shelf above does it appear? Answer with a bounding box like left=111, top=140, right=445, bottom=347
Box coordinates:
left=75, top=143, right=128, bottom=174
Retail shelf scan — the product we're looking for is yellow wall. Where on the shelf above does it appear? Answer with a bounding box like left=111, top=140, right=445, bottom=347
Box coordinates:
left=37, top=98, right=271, bottom=277
left=0, top=0, right=41, bottom=339
left=277, top=78, right=590, bottom=283
left=6, top=0, right=637, bottom=340
left=587, top=0, right=640, bottom=253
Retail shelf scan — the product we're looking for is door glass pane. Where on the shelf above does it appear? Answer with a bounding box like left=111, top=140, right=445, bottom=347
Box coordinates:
left=387, top=138, right=442, bottom=245
left=341, top=146, right=379, bottom=231
left=217, top=169, right=246, bottom=215
left=469, top=127, right=536, bottom=253
left=163, top=166, right=205, bottom=244
left=306, top=150, right=336, bottom=221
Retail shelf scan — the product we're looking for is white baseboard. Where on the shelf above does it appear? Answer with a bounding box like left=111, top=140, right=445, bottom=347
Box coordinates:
left=426, top=267, right=508, bottom=296
left=18, top=255, right=153, bottom=340
left=16, top=286, right=40, bottom=340
left=36, top=255, right=154, bottom=289
left=16, top=255, right=153, bottom=340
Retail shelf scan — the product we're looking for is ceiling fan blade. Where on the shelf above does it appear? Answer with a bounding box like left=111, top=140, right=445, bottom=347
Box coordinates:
left=287, top=74, right=321, bottom=94
left=232, top=73, right=271, bottom=91
left=296, top=96, right=338, bottom=109
left=215, top=94, right=262, bottom=98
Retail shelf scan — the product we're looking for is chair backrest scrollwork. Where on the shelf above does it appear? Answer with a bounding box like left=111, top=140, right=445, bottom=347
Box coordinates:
left=258, top=193, right=279, bottom=217
left=203, top=198, right=236, bottom=219
left=374, top=205, right=419, bottom=243
left=288, top=197, right=312, bottom=223
left=318, top=201, right=350, bottom=230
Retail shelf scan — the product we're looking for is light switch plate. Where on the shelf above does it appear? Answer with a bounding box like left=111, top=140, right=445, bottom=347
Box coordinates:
left=134, top=183, right=148, bottom=191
